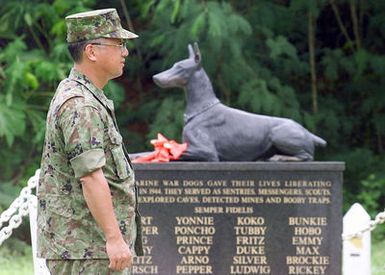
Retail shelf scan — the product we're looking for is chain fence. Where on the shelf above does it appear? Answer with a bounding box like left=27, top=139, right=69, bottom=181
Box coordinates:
left=0, top=169, right=40, bottom=246
left=342, top=208, right=385, bottom=241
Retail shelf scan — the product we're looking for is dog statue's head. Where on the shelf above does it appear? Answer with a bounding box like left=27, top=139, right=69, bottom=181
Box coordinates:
left=153, top=42, right=201, bottom=88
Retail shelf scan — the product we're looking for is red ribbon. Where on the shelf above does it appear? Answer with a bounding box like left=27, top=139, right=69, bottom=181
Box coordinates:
left=132, top=133, right=187, bottom=163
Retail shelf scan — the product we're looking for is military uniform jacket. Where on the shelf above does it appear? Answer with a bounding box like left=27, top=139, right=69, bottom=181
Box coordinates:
left=37, top=68, right=137, bottom=259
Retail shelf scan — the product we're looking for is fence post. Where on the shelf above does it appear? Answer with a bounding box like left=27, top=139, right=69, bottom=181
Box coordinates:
left=343, top=203, right=371, bottom=275
left=28, top=171, right=50, bottom=275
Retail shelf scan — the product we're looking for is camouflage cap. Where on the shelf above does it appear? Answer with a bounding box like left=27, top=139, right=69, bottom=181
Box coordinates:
left=65, top=8, right=138, bottom=43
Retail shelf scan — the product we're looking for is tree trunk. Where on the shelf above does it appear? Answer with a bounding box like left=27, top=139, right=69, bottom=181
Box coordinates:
left=120, top=0, right=144, bottom=95
left=330, top=0, right=354, bottom=50
left=350, top=0, right=361, bottom=50
left=308, top=10, right=318, bottom=113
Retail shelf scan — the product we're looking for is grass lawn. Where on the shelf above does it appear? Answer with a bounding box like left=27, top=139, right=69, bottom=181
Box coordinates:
left=0, top=238, right=384, bottom=275
left=0, top=244, right=34, bottom=275
left=373, top=239, right=385, bottom=275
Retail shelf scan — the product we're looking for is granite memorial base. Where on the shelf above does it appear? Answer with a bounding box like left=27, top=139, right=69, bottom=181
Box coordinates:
left=131, top=162, right=344, bottom=275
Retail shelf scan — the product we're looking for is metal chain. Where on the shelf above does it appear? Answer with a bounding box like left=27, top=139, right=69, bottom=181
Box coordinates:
left=0, top=169, right=40, bottom=246
left=342, top=208, right=385, bottom=241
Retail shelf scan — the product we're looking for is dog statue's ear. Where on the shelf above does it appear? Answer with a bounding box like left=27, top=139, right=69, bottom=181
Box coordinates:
left=188, top=44, right=194, bottom=59
left=193, top=42, right=201, bottom=64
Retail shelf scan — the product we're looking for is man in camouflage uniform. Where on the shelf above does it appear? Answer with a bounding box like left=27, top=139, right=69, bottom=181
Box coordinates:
left=37, top=8, right=142, bottom=274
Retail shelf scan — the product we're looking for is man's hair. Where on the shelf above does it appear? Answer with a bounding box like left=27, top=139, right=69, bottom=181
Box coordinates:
left=67, top=40, right=89, bottom=63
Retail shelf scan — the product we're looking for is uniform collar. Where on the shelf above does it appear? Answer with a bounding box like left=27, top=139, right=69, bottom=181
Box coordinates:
left=68, top=68, right=114, bottom=111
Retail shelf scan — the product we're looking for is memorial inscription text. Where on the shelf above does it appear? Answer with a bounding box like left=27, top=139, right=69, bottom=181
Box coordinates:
left=132, top=163, right=342, bottom=275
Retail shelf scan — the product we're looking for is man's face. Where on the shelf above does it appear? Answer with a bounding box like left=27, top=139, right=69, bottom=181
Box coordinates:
left=90, top=38, right=129, bottom=80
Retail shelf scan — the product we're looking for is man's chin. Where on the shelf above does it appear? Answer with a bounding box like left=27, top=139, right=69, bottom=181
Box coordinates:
left=111, top=71, right=124, bottom=79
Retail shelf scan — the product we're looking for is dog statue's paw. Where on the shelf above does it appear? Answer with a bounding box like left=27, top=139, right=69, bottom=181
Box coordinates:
left=268, top=155, right=302, bottom=162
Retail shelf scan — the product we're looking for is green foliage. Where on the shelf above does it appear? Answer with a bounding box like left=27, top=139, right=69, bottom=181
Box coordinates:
left=105, top=80, right=126, bottom=108
left=0, top=0, right=96, bottom=193
left=357, top=174, right=385, bottom=217
left=0, top=181, right=23, bottom=212
left=0, top=99, right=26, bottom=146
left=147, top=96, right=185, bottom=142
left=267, top=35, right=299, bottom=60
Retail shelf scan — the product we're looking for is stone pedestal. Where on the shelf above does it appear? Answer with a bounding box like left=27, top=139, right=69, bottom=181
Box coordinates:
left=132, top=162, right=344, bottom=275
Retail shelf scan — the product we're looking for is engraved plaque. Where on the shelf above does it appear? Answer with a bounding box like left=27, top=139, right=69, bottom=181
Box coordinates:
left=132, top=162, right=344, bottom=275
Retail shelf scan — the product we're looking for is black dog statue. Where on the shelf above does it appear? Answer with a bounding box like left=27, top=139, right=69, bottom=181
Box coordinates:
left=153, top=43, right=326, bottom=161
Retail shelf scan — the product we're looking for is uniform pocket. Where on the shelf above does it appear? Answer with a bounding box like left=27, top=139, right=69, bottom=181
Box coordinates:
left=111, top=145, right=130, bottom=179
left=108, top=127, right=131, bottom=179
left=108, top=127, right=123, bottom=145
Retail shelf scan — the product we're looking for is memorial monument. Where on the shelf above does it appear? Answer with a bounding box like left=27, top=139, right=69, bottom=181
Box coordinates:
left=132, top=43, right=344, bottom=275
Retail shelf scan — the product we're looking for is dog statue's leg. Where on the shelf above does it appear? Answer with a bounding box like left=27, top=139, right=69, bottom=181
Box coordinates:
left=269, top=122, right=315, bottom=161
left=268, top=154, right=309, bottom=162
left=181, top=129, right=219, bottom=161
left=180, top=149, right=219, bottom=161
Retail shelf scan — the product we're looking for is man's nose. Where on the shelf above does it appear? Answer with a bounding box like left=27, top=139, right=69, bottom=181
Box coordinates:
left=122, top=47, right=129, bottom=57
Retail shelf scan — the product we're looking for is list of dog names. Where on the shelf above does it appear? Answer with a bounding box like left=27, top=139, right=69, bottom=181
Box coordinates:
left=286, top=216, right=329, bottom=274
left=230, top=216, right=271, bottom=274
left=133, top=177, right=334, bottom=274
left=175, top=216, right=215, bottom=274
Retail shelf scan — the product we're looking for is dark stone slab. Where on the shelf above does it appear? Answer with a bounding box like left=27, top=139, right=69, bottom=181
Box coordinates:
left=132, top=162, right=344, bottom=275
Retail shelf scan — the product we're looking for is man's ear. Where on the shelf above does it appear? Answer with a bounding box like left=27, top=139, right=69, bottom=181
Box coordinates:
left=83, top=44, right=97, bottom=62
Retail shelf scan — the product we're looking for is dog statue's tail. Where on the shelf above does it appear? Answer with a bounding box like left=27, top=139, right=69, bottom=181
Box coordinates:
left=311, top=133, right=327, bottom=147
